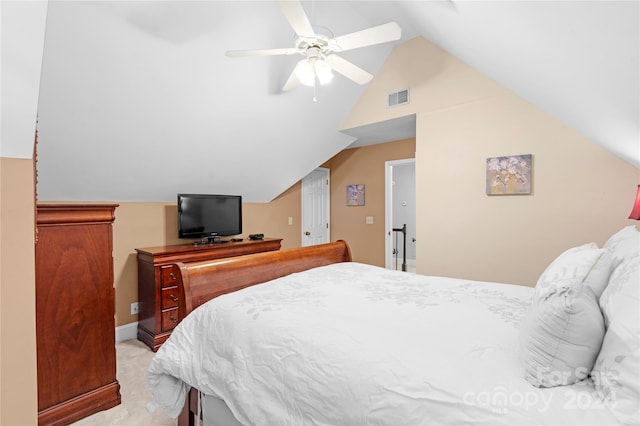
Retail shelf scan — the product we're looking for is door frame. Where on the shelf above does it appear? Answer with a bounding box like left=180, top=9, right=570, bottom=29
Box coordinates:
left=385, top=158, right=416, bottom=269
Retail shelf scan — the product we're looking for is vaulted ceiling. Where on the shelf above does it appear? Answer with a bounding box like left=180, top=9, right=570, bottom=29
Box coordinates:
left=27, top=1, right=640, bottom=202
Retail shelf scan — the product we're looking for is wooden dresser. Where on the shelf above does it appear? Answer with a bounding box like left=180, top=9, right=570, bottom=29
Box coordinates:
left=136, top=238, right=282, bottom=351
left=35, top=204, right=121, bottom=426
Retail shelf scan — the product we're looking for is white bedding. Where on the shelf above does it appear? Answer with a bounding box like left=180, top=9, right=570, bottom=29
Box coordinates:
left=148, top=262, right=619, bottom=425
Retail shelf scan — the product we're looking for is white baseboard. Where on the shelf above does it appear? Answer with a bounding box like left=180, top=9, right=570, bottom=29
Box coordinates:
left=116, top=322, right=138, bottom=343
left=387, top=257, right=416, bottom=267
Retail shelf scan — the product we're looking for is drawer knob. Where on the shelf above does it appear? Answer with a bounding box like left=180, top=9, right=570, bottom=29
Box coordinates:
left=169, top=272, right=176, bottom=280
left=169, top=294, right=179, bottom=302
left=169, top=315, right=178, bottom=323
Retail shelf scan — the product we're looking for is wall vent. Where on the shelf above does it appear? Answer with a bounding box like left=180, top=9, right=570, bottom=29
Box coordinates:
left=388, top=89, right=409, bottom=107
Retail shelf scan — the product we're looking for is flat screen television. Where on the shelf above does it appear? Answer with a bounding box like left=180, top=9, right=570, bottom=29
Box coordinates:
left=177, top=194, right=242, bottom=242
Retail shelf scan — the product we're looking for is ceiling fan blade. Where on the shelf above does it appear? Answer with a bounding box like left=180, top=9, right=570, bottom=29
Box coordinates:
left=330, top=22, right=401, bottom=52
left=325, top=54, right=373, bottom=85
left=275, top=0, right=315, bottom=38
left=282, top=68, right=300, bottom=92
left=226, top=47, right=299, bottom=58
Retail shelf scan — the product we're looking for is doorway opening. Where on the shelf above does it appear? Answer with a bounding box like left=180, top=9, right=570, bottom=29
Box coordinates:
left=385, top=159, right=416, bottom=271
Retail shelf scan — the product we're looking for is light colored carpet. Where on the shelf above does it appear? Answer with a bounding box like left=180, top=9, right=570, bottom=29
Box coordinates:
left=71, top=339, right=177, bottom=426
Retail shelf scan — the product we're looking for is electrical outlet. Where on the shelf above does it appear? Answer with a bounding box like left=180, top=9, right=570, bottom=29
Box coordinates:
left=131, top=302, right=140, bottom=315
left=288, top=216, right=293, bottom=225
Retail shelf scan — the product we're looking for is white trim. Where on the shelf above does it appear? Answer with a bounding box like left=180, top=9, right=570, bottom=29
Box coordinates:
left=385, top=158, right=416, bottom=269
left=391, top=257, right=416, bottom=265
left=388, top=257, right=417, bottom=269
left=115, top=322, right=138, bottom=343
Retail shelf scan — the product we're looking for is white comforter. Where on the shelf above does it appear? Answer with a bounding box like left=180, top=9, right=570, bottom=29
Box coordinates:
left=148, top=262, right=619, bottom=425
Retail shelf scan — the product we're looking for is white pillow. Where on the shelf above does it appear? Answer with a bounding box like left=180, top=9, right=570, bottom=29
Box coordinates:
left=604, top=225, right=640, bottom=268
left=520, top=285, right=605, bottom=388
left=533, top=243, right=612, bottom=302
left=593, top=255, right=640, bottom=424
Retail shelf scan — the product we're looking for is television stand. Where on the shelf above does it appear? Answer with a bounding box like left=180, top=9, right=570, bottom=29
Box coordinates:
left=136, top=238, right=282, bottom=351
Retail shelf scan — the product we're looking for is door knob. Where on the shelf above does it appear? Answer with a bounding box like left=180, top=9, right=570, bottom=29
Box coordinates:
left=305, top=231, right=311, bottom=236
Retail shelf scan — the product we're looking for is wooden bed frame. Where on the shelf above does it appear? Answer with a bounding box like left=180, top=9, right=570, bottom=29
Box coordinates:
left=172, top=241, right=353, bottom=426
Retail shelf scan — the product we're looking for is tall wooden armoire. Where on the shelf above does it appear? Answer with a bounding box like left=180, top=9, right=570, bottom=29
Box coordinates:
left=35, top=203, right=121, bottom=425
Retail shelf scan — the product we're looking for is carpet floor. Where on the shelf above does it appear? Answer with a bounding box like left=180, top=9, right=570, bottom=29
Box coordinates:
left=71, top=339, right=177, bottom=426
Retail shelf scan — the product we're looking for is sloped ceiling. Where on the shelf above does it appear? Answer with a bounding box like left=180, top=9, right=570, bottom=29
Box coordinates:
left=34, top=1, right=639, bottom=203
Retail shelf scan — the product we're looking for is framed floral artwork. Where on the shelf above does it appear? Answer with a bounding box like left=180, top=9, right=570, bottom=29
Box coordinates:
left=346, top=184, right=365, bottom=206
left=486, top=154, right=532, bottom=195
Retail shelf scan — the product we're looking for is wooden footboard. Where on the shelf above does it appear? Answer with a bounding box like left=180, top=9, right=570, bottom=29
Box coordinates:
left=174, top=240, right=352, bottom=426
left=175, top=240, right=352, bottom=316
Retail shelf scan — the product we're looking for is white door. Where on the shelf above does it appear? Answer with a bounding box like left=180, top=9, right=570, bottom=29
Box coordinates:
left=301, top=167, right=330, bottom=246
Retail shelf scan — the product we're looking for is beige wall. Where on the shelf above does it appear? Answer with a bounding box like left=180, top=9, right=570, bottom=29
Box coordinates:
left=416, top=95, right=638, bottom=285
left=323, top=138, right=416, bottom=266
left=346, top=36, right=640, bottom=286
left=1, top=157, right=38, bottom=425
left=2, top=1, right=46, bottom=420
left=243, top=183, right=303, bottom=251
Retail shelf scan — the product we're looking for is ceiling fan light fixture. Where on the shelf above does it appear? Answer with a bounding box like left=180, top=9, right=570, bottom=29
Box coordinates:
left=315, top=59, right=333, bottom=85
left=294, top=59, right=316, bottom=87
left=295, top=57, right=333, bottom=87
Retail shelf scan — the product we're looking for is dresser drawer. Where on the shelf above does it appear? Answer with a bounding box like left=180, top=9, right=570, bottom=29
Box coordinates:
left=161, top=308, right=180, bottom=331
left=161, top=287, right=180, bottom=309
left=137, top=238, right=282, bottom=351
left=160, top=265, right=178, bottom=288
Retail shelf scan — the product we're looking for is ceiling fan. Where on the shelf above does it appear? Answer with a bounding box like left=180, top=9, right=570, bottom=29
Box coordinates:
left=225, top=0, right=402, bottom=92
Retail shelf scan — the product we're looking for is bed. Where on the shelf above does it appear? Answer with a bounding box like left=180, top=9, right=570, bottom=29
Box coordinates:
left=148, top=228, right=640, bottom=425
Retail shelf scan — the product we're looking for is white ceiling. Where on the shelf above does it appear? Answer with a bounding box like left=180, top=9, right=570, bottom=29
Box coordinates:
left=32, top=1, right=639, bottom=203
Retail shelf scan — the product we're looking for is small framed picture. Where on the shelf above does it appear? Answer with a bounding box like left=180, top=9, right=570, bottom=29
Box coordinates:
left=486, top=154, right=532, bottom=195
left=346, top=184, right=365, bottom=206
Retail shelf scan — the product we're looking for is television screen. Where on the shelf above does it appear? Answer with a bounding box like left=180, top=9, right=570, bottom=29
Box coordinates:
left=178, top=194, right=242, bottom=241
